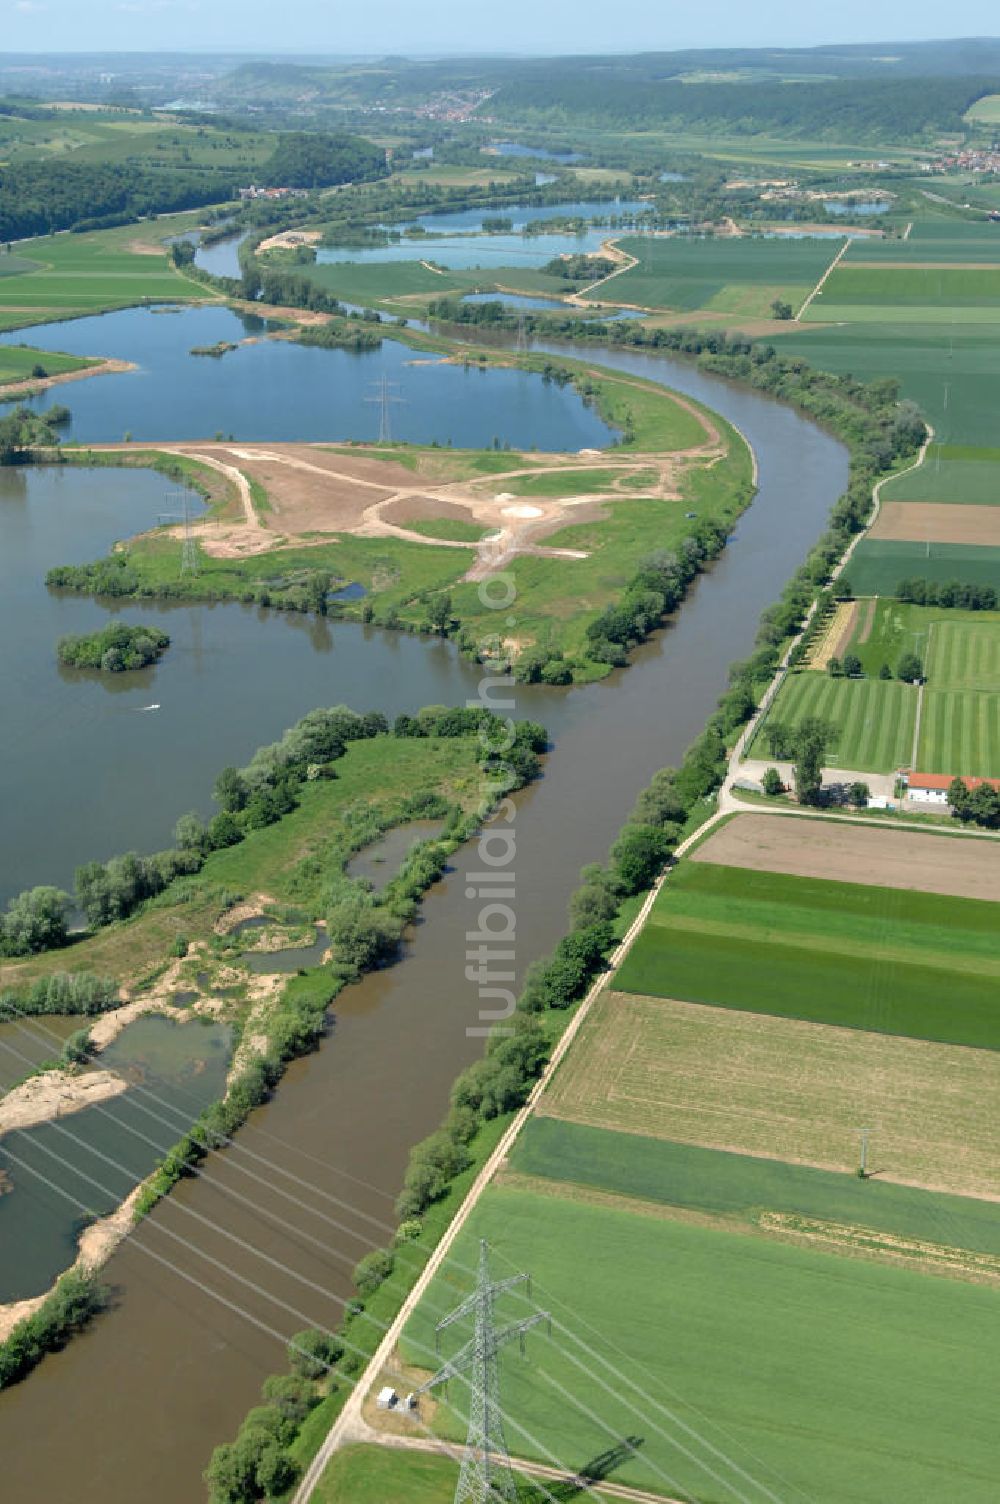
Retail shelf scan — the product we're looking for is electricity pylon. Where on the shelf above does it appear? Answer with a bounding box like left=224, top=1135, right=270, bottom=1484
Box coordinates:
left=366, top=374, right=405, bottom=443
left=417, top=1240, right=549, bottom=1504
left=157, top=489, right=199, bottom=575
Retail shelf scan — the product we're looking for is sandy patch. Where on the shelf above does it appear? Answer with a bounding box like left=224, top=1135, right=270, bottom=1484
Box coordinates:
left=0, top=1069, right=128, bottom=1139
left=257, top=229, right=322, bottom=254
left=502, top=503, right=544, bottom=518
left=870, top=501, right=1000, bottom=546
left=543, top=990, right=1000, bottom=1201
left=693, top=812, right=1000, bottom=901
left=808, top=599, right=858, bottom=669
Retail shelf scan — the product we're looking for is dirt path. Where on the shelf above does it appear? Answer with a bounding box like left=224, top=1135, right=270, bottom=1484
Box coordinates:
left=796, top=237, right=850, bottom=320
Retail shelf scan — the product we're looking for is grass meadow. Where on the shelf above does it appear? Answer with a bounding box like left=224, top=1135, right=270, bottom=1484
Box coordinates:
left=754, top=669, right=916, bottom=770
left=612, top=860, right=1000, bottom=1048
left=0, top=734, right=480, bottom=993
left=844, top=236, right=1000, bottom=264
left=0, top=342, right=97, bottom=388
left=402, top=1186, right=1000, bottom=1504
left=514, top=1118, right=1000, bottom=1255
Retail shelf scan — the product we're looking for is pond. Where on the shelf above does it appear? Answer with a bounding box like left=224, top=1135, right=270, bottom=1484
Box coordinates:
left=487, top=142, right=584, bottom=163
left=0, top=1013, right=231, bottom=1302
left=0, top=1015, right=83, bottom=1094
left=345, top=820, right=446, bottom=892
left=824, top=200, right=890, bottom=216
left=1, top=305, right=614, bottom=450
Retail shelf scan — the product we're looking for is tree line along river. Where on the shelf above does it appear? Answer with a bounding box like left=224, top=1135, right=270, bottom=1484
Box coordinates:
left=0, top=308, right=847, bottom=1503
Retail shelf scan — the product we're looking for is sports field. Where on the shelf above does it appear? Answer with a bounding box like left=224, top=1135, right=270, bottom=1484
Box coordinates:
left=753, top=669, right=916, bottom=770
left=514, top=1118, right=1000, bottom=1256
left=917, top=688, right=1000, bottom=777
left=612, top=860, right=1000, bottom=1048
left=926, top=617, right=1000, bottom=689
left=604, top=234, right=842, bottom=314
left=538, top=990, right=1000, bottom=1197
left=844, top=538, right=1000, bottom=594
left=403, top=1186, right=1000, bottom=1504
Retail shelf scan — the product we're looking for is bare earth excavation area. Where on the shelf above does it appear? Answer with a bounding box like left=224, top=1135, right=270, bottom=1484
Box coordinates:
left=694, top=812, right=1000, bottom=900
left=98, top=404, right=722, bottom=578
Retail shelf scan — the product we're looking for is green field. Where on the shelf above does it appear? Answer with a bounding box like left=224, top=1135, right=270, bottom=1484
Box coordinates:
left=881, top=447, right=1000, bottom=504
left=844, top=236, right=1000, bottom=264
left=612, top=860, right=1000, bottom=1048
left=403, top=1186, right=1000, bottom=1504
left=754, top=669, right=916, bottom=770
left=0, top=219, right=211, bottom=326
left=773, top=322, right=1000, bottom=446
left=514, top=1118, right=1000, bottom=1257
left=815, top=265, right=1000, bottom=310
left=0, top=342, right=97, bottom=388
left=605, top=233, right=842, bottom=314
left=844, top=539, right=1000, bottom=594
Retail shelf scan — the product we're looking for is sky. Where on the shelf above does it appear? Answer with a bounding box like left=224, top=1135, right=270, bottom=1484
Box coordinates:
left=1, top=0, right=999, bottom=56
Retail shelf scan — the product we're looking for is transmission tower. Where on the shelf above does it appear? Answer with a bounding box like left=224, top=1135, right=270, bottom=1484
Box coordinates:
left=157, top=489, right=199, bottom=576
left=417, top=1241, right=549, bottom=1504
left=366, top=374, right=405, bottom=444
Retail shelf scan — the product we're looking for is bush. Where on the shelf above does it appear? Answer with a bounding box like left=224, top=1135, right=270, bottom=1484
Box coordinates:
left=287, top=1328, right=343, bottom=1381
left=353, top=1247, right=395, bottom=1297
left=761, top=767, right=784, bottom=796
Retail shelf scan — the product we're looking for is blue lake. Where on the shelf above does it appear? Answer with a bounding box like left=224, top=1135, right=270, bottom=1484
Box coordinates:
left=0, top=305, right=614, bottom=449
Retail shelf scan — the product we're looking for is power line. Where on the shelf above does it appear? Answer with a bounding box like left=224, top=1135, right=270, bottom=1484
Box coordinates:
left=365, top=374, right=405, bottom=444
left=418, top=1240, right=549, bottom=1504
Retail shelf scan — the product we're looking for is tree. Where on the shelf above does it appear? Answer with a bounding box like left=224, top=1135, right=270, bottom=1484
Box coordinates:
left=764, top=719, right=795, bottom=759
left=353, top=1247, right=394, bottom=1297
left=214, top=766, right=249, bottom=813
left=897, top=651, right=923, bottom=683
left=879, top=661, right=892, bottom=680
left=948, top=776, right=972, bottom=819
left=427, top=592, right=452, bottom=634
left=761, top=767, right=784, bottom=796
left=826, top=656, right=843, bottom=678
left=847, top=781, right=870, bottom=808
left=792, top=717, right=831, bottom=807
left=174, top=812, right=207, bottom=852
left=842, top=653, right=862, bottom=678
left=611, top=824, right=673, bottom=894
left=770, top=299, right=793, bottom=320
left=2, top=886, right=72, bottom=955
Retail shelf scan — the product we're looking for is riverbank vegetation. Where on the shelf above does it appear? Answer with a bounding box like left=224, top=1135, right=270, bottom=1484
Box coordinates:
left=0, top=703, right=546, bottom=1386
left=56, top=622, right=169, bottom=673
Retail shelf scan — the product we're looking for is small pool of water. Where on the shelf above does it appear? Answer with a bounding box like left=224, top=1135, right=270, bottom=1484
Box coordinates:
left=0, top=1015, right=84, bottom=1094
left=461, top=292, right=571, bottom=312
left=330, top=581, right=367, bottom=601
left=0, top=1014, right=231, bottom=1301
left=487, top=142, right=584, bottom=163
left=824, top=201, right=890, bottom=216
left=242, top=925, right=330, bottom=974
left=346, top=820, right=446, bottom=892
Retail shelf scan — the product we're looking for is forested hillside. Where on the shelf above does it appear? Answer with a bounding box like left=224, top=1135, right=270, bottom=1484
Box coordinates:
left=483, top=75, right=997, bottom=139
left=262, top=131, right=388, bottom=189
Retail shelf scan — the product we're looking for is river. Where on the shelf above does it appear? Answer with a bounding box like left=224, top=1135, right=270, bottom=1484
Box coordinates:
left=0, top=323, right=847, bottom=1501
